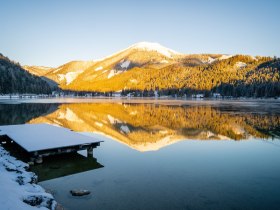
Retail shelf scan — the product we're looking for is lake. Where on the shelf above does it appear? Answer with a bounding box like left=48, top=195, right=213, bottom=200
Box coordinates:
left=1, top=98, right=280, bottom=210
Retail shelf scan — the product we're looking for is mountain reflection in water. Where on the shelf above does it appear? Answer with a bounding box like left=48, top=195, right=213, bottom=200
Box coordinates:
left=26, top=102, right=280, bottom=151
left=1, top=100, right=280, bottom=210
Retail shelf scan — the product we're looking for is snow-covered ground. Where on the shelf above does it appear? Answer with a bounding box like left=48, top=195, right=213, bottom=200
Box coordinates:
left=130, top=42, right=179, bottom=58
left=92, top=42, right=181, bottom=63
left=218, top=54, right=233, bottom=60
left=0, top=146, right=56, bottom=210
left=107, top=70, right=122, bottom=79
left=235, top=61, right=247, bottom=68
left=120, top=125, right=130, bottom=134
left=0, top=124, right=101, bottom=153
left=120, top=60, right=130, bottom=69
left=57, top=70, right=83, bottom=85
left=95, top=66, right=103, bottom=71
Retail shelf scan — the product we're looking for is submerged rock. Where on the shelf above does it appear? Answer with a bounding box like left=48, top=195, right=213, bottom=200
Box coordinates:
left=55, top=203, right=65, bottom=210
left=70, top=189, right=91, bottom=196
left=27, top=161, right=34, bottom=166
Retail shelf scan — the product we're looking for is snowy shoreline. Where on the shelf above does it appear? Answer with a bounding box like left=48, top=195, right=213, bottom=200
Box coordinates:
left=0, top=146, right=57, bottom=210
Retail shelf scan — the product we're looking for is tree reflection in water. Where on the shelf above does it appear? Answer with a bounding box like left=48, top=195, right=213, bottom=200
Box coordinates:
left=27, top=103, right=280, bottom=151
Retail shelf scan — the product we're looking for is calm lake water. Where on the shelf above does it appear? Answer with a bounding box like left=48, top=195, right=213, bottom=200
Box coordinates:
left=1, top=98, right=280, bottom=210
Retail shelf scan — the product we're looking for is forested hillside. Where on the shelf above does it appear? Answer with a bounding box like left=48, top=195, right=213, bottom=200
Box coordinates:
left=0, top=54, right=51, bottom=94
left=67, top=54, right=280, bottom=97
left=16, top=42, right=280, bottom=98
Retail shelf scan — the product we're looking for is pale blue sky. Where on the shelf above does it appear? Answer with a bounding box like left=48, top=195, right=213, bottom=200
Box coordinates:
left=0, top=0, right=279, bottom=67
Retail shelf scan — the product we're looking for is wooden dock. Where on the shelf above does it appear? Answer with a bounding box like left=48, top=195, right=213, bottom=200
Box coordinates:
left=0, top=124, right=102, bottom=163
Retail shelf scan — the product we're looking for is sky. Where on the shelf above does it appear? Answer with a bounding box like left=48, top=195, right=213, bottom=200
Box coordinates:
left=0, top=0, right=280, bottom=67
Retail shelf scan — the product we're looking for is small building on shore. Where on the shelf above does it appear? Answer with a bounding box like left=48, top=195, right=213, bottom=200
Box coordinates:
left=192, top=94, right=204, bottom=98
left=213, top=93, right=222, bottom=98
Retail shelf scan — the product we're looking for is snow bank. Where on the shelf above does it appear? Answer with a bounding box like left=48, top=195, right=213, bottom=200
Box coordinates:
left=207, top=57, right=216, bottom=63
left=235, top=62, right=247, bottom=68
left=65, top=71, right=83, bottom=85
left=219, top=54, right=233, bottom=60
left=57, top=71, right=83, bottom=85
left=120, top=60, right=130, bottom=69
left=95, top=122, right=103, bottom=127
left=57, top=74, right=65, bottom=81
left=107, top=115, right=122, bottom=124
left=92, top=42, right=181, bottom=62
left=107, top=70, right=122, bottom=79
left=120, top=125, right=130, bottom=134
left=250, top=55, right=257, bottom=60
left=95, top=66, right=103, bottom=71
left=0, top=146, right=56, bottom=210
left=0, top=124, right=101, bottom=152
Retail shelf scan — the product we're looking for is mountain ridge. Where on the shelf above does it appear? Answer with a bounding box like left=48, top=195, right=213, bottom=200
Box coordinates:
left=23, top=42, right=242, bottom=86
left=19, top=42, right=280, bottom=97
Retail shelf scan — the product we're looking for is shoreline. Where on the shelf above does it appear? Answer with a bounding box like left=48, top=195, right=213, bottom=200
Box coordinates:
left=0, top=145, right=58, bottom=210
left=0, top=96, right=279, bottom=105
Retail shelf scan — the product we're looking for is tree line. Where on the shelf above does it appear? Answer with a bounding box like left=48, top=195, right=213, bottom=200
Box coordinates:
left=0, top=53, right=51, bottom=94
left=2, top=52, right=279, bottom=98
left=102, top=55, right=280, bottom=98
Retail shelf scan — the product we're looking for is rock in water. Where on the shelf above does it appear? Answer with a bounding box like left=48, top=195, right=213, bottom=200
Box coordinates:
left=70, top=189, right=91, bottom=196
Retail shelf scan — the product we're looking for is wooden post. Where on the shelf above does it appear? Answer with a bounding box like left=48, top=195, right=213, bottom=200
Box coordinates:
left=35, top=155, right=43, bottom=164
left=28, top=157, right=35, bottom=166
left=87, top=147, right=93, bottom=157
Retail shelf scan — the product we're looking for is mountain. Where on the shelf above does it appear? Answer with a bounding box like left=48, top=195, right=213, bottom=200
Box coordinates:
left=23, top=42, right=279, bottom=97
left=22, top=42, right=226, bottom=87
left=0, top=53, right=51, bottom=94
left=23, top=65, right=53, bottom=76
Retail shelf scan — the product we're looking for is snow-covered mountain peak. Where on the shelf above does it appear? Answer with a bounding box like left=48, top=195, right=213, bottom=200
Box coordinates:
left=129, top=42, right=180, bottom=57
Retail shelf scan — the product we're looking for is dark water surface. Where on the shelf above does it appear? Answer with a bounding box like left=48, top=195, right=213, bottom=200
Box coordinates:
left=1, top=99, right=280, bottom=210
